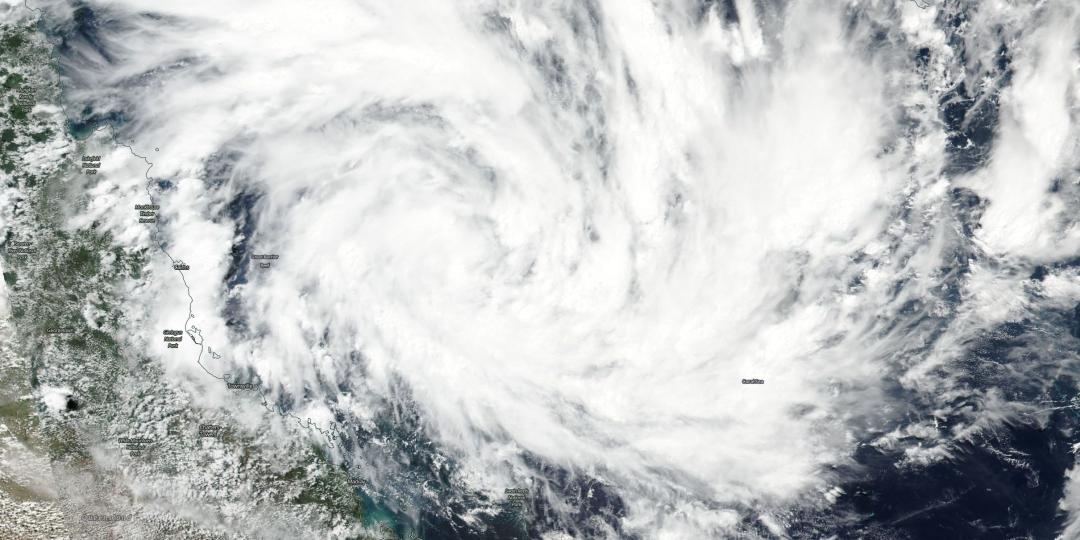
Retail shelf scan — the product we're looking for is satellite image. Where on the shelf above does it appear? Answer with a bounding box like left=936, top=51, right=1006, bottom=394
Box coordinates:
left=2, top=0, right=1080, bottom=538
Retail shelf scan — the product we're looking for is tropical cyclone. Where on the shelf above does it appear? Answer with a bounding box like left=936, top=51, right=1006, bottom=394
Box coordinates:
left=17, top=0, right=1080, bottom=538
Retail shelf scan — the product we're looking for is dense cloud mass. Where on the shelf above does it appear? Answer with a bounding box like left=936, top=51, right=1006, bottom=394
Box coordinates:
left=27, top=0, right=1080, bottom=537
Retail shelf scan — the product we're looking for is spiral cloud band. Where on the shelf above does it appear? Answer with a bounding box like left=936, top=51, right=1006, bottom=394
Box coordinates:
left=32, top=0, right=1080, bottom=537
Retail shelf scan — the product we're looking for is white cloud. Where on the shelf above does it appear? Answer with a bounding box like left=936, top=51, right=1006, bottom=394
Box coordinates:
left=46, top=0, right=1080, bottom=536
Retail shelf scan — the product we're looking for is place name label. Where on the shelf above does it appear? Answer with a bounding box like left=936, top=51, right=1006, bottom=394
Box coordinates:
left=82, top=513, right=130, bottom=523
left=226, top=382, right=257, bottom=390
left=118, top=436, right=153, bottom=456
left=741, top=378, right=764, bottom=385
left=162, top=329, right=183, bottom=349
left=45, top=327, right=76, bottom=335
left=81, top=155, right=101, bottom=175
left=135, top=203, right=159, bottom=223
left=198, top=423, right=225, bottom=439
left=8, top=240, right=35, bottom=257
left=505, top=488, right=529, bottom=511
left=252, top=254, right=279, bottom=269
left=172, top=261, right=189, bottom=271
left=16, top=88, right=34, bottom=108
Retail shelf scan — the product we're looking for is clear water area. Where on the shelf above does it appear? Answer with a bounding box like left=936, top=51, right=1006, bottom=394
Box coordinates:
left=361, top=491, right=529, bottom=540
left=370, top=451, right=627, bottom=539
left=845, top=418, right=1075, bottom=539
left=793, top=313, right=1080, bottom=539
left=65, top=106, right=124, bottom=140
